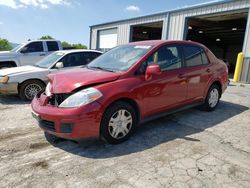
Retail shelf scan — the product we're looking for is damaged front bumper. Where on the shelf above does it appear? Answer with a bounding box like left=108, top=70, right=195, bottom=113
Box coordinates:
left=31, top=93, right=104, bottom=140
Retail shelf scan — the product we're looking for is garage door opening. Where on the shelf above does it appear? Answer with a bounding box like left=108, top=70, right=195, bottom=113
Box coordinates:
left=186, top=9, right=248, bottom=77
left=98, top=28, right=118, bottom=52
left=130, top=21, right=163, bottom=42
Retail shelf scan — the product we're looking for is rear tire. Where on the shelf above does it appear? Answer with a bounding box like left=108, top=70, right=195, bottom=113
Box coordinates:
left=101, top=102, right=137, bottom=144
left=202, top=84, right=221, bottom=111
left=19, top=80, right=45, bottom=101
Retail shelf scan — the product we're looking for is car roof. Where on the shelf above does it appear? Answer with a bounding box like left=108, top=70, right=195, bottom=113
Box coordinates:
left=27, top=39, right=60, bottom=42
left=126, top=40, right=206, bottom=48
left=55, top=49, right=102, bottom=54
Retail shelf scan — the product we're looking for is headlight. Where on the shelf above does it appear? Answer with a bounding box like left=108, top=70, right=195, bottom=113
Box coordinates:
left=59, top=87, right=103, bottom=108
left=0, top=76, right=9, bottom=84
left=45, top=82, right=51, bottom=96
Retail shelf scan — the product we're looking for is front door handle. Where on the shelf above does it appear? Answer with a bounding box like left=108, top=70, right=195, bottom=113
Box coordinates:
left=206, top=68, right=211, bottom=73
left=178, top=73, right=185, bottom=79
left=40, top=53, right=46, bottom=56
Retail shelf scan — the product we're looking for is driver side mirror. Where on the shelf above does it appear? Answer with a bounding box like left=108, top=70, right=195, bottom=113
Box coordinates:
left=20, top=47, right=28, bottom=53
left=55, top=62, right=64, bottom=69
left=145, top=64, right=161, bottom=80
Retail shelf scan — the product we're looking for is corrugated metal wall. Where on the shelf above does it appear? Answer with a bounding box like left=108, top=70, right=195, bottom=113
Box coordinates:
left=90, top=13, right=168, bottom=49
left=168, top=0, right=250, bottom=53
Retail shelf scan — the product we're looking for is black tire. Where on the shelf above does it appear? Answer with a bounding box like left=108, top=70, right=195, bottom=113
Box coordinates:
left=0, top=63, right=15, bottom=69
left=101, top=101, right=137, bottom=144
left=19, top=80, right=45, bottom=101
left=202, top=84, right=221, bottom=111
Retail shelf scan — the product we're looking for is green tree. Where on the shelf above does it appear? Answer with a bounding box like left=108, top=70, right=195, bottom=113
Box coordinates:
left=0, top=38, right=12, bottom=51
left=62, top=41, right=72, bottom=48
left=62, top=41, right=87, bottom=49
left=40, top=37, right=87, bottom=49
left=40, top=35, right=54, bottom=40
left=72, top=43, right=87, bottom=49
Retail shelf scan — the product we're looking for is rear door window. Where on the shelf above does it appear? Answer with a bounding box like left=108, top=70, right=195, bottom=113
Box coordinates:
left=47, top=41, right=59, bottom=51
left=183, top=45, right=208, bottom=67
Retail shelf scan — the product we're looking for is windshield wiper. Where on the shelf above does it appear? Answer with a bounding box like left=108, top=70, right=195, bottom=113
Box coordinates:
left=87, top=66, right=115, bottom=72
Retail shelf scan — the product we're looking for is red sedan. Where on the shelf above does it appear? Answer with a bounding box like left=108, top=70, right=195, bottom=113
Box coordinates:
left=31, top=40, right=228, bottom=144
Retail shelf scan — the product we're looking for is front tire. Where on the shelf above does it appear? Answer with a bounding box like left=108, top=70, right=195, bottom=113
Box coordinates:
left=19, top=80, right=45, bottom=101
left=101, top=102, right=137, bottom=144
left=202, top=84, right=220, bottom=111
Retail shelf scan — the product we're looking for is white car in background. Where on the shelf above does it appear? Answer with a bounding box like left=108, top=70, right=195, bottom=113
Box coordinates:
left=0, top=49, right=102, bottom=100
left=0, top=40, right=63, bottom=68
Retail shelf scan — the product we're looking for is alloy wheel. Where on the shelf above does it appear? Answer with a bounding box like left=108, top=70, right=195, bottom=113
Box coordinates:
left=24, top=83, right=42, bottom=100
left=208, top=88, right=219, bottom=108
left=108, top=109, right=133, bottom=139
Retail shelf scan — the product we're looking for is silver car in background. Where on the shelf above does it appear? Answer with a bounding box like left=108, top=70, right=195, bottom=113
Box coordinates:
left=0, top=49, right=102, bottom=100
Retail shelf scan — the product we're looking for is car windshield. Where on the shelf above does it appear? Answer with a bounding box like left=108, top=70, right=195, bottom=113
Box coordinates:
left=35, top=52, right=65, bottom=68
left=87, top=45, right=153, bottom=72
left=10, top=44, right=24, bottom=52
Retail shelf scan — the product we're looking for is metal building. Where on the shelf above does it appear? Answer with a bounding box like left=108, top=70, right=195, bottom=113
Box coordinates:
left=90, top=0, right=250, bottom=83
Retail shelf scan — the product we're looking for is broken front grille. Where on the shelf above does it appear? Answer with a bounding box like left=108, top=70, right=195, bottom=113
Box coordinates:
left=48, top=93, right=71, bottom=107
left=39, top=120, right=55, bottom=131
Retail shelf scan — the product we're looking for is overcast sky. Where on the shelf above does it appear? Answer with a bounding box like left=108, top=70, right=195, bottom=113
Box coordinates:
left=0, top=0, right=221, bottom=47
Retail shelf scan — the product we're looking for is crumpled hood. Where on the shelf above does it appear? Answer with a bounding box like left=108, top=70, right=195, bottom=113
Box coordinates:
left=0, top=65, right=44, bottom=76
left=48, top=67, right=121, bottom=94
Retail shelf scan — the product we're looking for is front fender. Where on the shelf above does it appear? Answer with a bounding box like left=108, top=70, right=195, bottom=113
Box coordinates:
left=8, top=71, right=49, bottom=84
left=95, top=77, right=143, bottom=118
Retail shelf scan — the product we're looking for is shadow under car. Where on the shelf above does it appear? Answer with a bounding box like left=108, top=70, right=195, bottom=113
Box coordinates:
left=45, top=100, right=248, bottom=159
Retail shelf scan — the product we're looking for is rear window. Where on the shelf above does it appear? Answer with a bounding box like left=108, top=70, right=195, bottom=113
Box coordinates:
left=47, top=41, right=59, bottom=51
left=183, top=45, right=208, bottom=67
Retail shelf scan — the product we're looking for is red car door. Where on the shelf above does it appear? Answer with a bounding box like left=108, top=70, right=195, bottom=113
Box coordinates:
left=181, top=44, right=212, bottom=101
left=137, top=44, right=188, bottom=117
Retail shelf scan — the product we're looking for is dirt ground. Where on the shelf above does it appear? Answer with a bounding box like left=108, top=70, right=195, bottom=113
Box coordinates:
left=0, top=82, right=250, bottom=188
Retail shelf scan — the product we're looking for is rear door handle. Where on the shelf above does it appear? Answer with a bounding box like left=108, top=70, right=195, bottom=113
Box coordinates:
left=206, top=68, right=211, bottom=73
left=40, top=53, right=46, bottom=56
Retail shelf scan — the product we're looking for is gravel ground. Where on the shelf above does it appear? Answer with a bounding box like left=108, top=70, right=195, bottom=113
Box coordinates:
left=0, top=82, right=250, bottom=188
